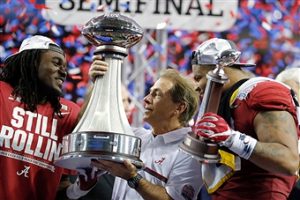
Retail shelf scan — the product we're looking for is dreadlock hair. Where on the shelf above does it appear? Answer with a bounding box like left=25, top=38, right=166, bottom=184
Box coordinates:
left=0, top=49, right=63, bottom=117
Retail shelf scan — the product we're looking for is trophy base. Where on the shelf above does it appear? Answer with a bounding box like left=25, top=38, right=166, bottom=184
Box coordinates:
left=179, top=132, right=220, bottom=163
left=54, top=131, right=144, bottom=170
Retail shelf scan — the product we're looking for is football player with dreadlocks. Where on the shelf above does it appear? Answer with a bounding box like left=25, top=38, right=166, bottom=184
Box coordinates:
left=0, top=35, right=108, bottom=200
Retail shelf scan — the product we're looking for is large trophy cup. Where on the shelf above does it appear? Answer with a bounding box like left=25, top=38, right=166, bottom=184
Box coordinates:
left=180, top=39, right=241, bottom=163
left=54, top=13, right=144, bottom=170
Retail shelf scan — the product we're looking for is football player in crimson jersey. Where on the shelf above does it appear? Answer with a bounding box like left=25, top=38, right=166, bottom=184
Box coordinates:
left=0, top=35, right=108, bottom=200
left=192, top=38, right=300, bottom=200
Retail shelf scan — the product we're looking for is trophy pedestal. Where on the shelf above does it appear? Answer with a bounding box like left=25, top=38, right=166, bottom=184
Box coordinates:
left=54, top=131, right=144, bottom=170
left=180, top=132, right=220, bottom=163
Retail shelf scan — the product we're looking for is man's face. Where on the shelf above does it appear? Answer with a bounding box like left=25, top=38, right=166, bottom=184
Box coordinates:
left=121, top=84, right=132, bottom=119
left=37, top=50, right=67, bottom=96
left=143, top=77, right=179, bottom=126
left=192, top=64, right=215, bottom=102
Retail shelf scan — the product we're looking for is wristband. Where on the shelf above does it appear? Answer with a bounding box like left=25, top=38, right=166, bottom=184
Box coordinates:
left=222, top=131, right=257, bottom=160
left=66, top=179, right=92, bottom=200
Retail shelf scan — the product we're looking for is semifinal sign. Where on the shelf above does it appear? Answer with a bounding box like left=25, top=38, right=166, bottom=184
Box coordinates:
left=45, top=0, right=238, bottom=31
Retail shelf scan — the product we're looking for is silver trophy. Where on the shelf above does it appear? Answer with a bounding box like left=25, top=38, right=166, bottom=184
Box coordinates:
left=54, top=13, right=144, bottom=170
left=180, top=38, right=243, bottom=163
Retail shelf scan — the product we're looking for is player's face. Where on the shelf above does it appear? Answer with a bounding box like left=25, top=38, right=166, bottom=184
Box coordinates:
left=121, top=84, right=132, bottom=118
left=192, top=64, right=215, bottom=102
left=37, top=50, right=67, bottom=96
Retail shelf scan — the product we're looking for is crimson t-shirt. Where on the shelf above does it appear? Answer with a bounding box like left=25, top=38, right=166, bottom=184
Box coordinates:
left=0, top=81, right=80, bottom=200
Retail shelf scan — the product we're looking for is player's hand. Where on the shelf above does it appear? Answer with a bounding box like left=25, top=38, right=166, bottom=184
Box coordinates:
left=194, top=112, right=233, bottom=144
left=91, top=159, right=137, bottom=180
left=194, top=112, right=258, bottom=160
left=77, top=167, right=106, bottom=190
left=89, top=55, right=109, bottom=82
left=66, top=167, right=106, bottom=199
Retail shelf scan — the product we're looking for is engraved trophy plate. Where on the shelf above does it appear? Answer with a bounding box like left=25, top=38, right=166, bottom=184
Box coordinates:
left=54, top=13, right=144, bottom=170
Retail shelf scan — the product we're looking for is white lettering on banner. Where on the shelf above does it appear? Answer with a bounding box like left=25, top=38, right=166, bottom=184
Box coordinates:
left=0, top=107, right=62, bottom=164
left=44, top=0, right=238, bottom=31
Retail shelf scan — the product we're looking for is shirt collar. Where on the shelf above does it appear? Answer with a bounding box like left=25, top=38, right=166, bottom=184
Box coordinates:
left=156, top=127, right=192, bottom=144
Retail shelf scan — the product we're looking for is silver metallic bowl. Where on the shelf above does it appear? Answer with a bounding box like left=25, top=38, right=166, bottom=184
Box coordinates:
left=55, top=131, right=144, bottom=169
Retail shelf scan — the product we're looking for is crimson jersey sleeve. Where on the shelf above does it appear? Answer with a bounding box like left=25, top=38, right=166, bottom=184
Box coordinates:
left=247, top=81, right=299, bottom=125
